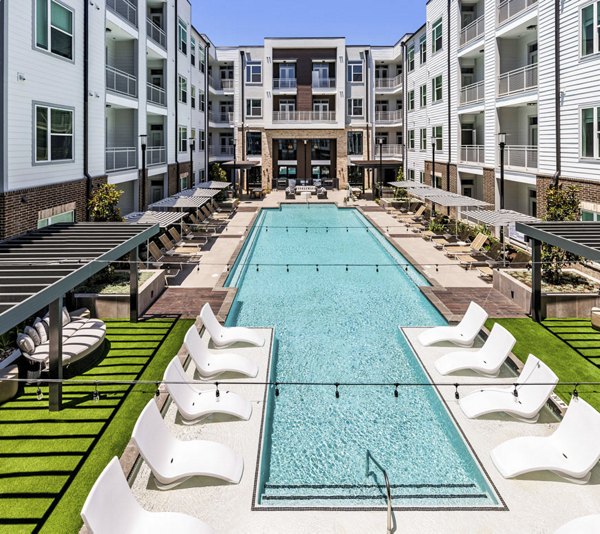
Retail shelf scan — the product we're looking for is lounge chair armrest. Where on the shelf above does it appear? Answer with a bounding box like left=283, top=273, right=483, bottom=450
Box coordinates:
left=70, top=308, right=91, bottom=320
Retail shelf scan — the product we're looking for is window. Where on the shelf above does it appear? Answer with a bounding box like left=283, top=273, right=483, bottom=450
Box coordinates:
left=348, top=132, right=363, bottom=155
left=432, top=18, right=443, bottom=53
left=408, top=130, right=415, bottom=150
left=37, top=209, right=74, bottom=229
left=408, top=169, right=415, bottom=181
left=432, top=125, right=443, bottom=151
left=347, top=62, right=363, bottom=82
left=419, top=35, right=427, bottom=64
left=35, top=104, right=73, bottom=162
left=420, top=84, right=427, bottom=107
left=581, top=106, right=600, bottom=158
left=582, top=209, right=600, bottom=221
left=246, top=99, right=262, bottom=117
left=582, top=3, right=600, bottom=56
left=311, top=140, right=331, bottom=161
left=199, top=130, right=205, bottom=151
left=432, top=75, right=443, bottom=102
left=178, top=126, right=187, bottom=152
left=199, top=90, right=205, bottom=112
left=419, top=171, right=425, bottom=183
left=199, top=46, right=205, bottom=72
left=191, top=36, right=196, bottom=66
left=420, top=128, right=427, bottom=150
left=191, top=86, right=196, bottom=109
left=347, top=98, right=363, bottom=116
left=246, top=132, right=262, bottom=155
left=178, top=76, right=187, bottom=103
left=178, top=19, right=187, bottom=54
left=408, top=90, right=415, bottom=111
left=246, top=62, right=262, bottom=84
left=35, top=0, right=73, bottom=60
left=407, top=45, right=415, bottom=72
left=278, top=140, right=297, bottom=160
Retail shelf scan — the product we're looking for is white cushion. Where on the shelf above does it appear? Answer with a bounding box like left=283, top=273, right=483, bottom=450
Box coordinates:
left=62, top=306, right=71, bottom=326
left=16, top=333, right=35, bottom=355
left=33, top=317, right=47, bottom=344
left=24, top=325, right=41, bottom=346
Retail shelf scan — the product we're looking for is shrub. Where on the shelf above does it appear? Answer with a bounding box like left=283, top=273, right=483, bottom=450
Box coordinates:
left=88, top=183, right=123, bottom=222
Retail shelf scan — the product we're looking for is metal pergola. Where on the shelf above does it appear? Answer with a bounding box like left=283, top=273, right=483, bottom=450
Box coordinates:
left=464, top=209, right=540, bottom=226
left=175, top=187, right=221, bottom=199
left=148, top=196, right=211, bottom=210
left=124, top=211, right=186, bottom=227
left=196, top=180, right=231, bottom=190
left=0, top=222, right=158, bottom=410
left=516, top=221, right=600, bottom=322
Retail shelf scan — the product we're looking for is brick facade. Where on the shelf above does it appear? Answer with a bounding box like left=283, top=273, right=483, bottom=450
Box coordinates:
left=424, top=161, right=455, bottom=192
left=167, top=162, right=191, bottom=198
left=482, top=167, right=496, bottom=206
left=536, top=173, right=600, bottom=219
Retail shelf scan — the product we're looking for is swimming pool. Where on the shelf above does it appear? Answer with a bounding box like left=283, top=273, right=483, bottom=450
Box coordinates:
left=225, top=204, right=500, bottom=509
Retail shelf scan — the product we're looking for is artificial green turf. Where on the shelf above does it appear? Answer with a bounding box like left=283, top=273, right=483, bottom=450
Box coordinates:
left=486, top=318, right=600, bottom=412
left=0, top=317, right=193, bottom=534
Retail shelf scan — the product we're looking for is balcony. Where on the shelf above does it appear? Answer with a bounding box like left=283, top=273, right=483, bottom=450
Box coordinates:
left=460, top=145, right=485, bottom=164
left=312, top=78, right=336, bottom=89
left=272, top=110, right=336, bottom=123
left=210, top=111, right=234, bottom=124
left=106, top=65, right=137, bottom=98
left=460, top=15, right=485, bottom=47
left=147, top=146, right=166, bottom=166
left=375, top=110, right=403, bottom=125
left=375, top=74, right=403, bottom=91
left=146, top=18, right=166, bottom=49
left=504, top=145, right=538, bottom=170
left=378, top=144, right=403, bottom=158
left=209, top=77, right=234, bottom=92
left=273, top=78, right=297, bottom=90
left=106, top=147, right=137, bottom=172
left=107, top=0, right=137, bottom=27
left=460, top=81, right=485, bottom=106
left=209, top=145, right=235, bottom=157
left=147, top=82, right=166, bottom=106
left=498, top=0, right=537, bottom=26
left=498, top=63, right=537, bottom=97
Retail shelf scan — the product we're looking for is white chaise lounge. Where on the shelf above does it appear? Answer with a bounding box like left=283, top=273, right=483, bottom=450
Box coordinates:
left=164, top=356, right=252, bottom=423
left=200, top=303, right=265, bottom=348
left=417, top=301, right=488, bottom=347
left=491, top=397, right=600, bottom=484
left=184, top=325, right=259, bottom=378
left=434, top=323, right=516, bottom=376
left=459, top=354, right=558, bottom=422
left=555, top=514, right=600, bottom=533
left=81, top=457, right=214, bottom=534
left=132, top=400, right=244, bottom=489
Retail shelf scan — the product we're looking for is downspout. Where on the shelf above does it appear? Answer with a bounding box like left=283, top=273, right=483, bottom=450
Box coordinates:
left=364, top=49, right=371, bottom=189
left=83, top=0, right=92, bottom=219
left=553, top=0, right=561, bottom=188
left=401, top=41, right=407, bottom=179
left=174, top=0, right=180, bottom=192
left=446, top=0, right=451, bottom=193
left=205, top=41, right=210, bottom=182
left=240, top=50, right=245, bottom=194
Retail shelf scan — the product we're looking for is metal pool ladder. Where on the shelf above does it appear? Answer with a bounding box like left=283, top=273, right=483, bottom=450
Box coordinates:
left=366, top=451, right=394, bottom=533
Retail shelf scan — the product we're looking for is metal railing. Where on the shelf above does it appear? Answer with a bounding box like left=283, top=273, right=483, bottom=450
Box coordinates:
left=106, top=65, right=137, bottom=98
left=106, top=147, right=137, bottom=172
left=147, top=82, right=166, bottom=106
left=273, top=78, right=298, bottom=90
left=375, top=74, right=403, bottom=90
left=146, top=18, right=166, bottom=49
left=209, top=145, right=234, bottom=157
left=460, top=80, right=485, bottom=105
left=210, top=111, right=234, bottom=124
left=312, top=77, right=336, bottom=89
left=146, top=146, right=166, bottom=166
left=106, top=0, right=137, bottom=27
left=498, top=0, right=537, bottom=25
left=366, top=452, right=393, bottom=534
left=460, top=15, right=485, bottom=47
left=209, top=77, right=234, bottom=91
left=272, top=110, right=336, bottom=122
left=460, top=145, right=485, bottom=163
left=504, top=145, right=538, bottom=169
left=498, top=63, right=537, bottom=96
left=379, top=144, right=403, bottom=157
left=375, top=110, right=403, bottom=124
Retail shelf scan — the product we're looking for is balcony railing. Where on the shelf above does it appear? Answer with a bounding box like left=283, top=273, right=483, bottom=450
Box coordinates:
left=147, top=146, right=166, bottom=166
left=107, top=0, right=137, bottom=27
left=375, top=74, right=403, bottom=90
left=273, top=78, right=298, bottom=90
left=498, top=63, right=537, bottom=96
left=498, top=0, right=537, bottom=25
left=106, top=65, right=137, bottom=98
left=312, top=78, right=336, bottom=89
left=272, top=110, right=336, bottom=123
left=147, top=82, right=166, bottom=106
left=146, top=18, right=166, bottom=49
left=208, top=77, right=234, bottom=91
left=460, top=80, right=485, bottom=105
left=378, top=144, right=404, bottom=157
left=460, top=145, right=485, bottom=163
left=106, top=147, right=137, bottom=172
left=375, top=110, right=403, bottom=124
left=209, top=145, right=235, bottom=157
left=210, top=111, right=234, bottom=124
left=460, top=15, right=485, bottom=47
left=504, top=145, right=538, bottom=169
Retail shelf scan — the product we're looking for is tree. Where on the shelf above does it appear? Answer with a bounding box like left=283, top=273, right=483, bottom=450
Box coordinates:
left=209, top=163, right=227, bottom=182
left=541, top=185, right=581, bottom=284
left=88, top=183, right=123, bottom=222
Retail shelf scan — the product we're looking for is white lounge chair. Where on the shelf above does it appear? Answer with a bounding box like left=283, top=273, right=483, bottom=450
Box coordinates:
left=184, top=325, right=259, bottom=378
left=200, top=303, right=265, bottom=348
left=132, top=400, right=244, bottom=489
left=164, top=356, right=252, bottom=423
left=417, top=301, right=488, bottom=347
left=434, top=323, right=516, bottom=376
left=491, top=397, right=600, bottom=484
left=555, top=514, right=600, bottom=534
left=459, top=354, right=558, bottom=422
left=81, top=457, right=214, bottom=534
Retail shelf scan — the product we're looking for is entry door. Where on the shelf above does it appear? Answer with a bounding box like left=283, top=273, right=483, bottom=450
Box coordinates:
left=313, top=100, right=329, bottom=113
left=528, top=43, right=538, bottom=65
left=150, top=9, right=163, bottom=29
left=313, top=63, right=329, bottom=84
left=150, top=69, right=163, bottom=88
left=149, top=124, right=163, bottom=147
left=375, top=65, right=388, bottom=80
left=529, top=189, right=537, bottom=217
left=528, top=116, right=538, bottom=146
left=461, top=124, right=475, bottom=145
left=279, top=99, right=295, bottom=112
left=375, top=101, right=389, bottom=112
left=279, top=65, right=296, bottom=88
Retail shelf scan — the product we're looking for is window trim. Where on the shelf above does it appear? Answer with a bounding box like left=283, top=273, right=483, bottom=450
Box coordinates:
left=408, top=90, right=415, bottom=111
left=178, top=75, right=188, bottom=104
left=581, top=1, right=600, bottom=59
left=419, top=35, right=427, bottom=64
left=347, top=62, right=364, bottom=83
left=246, top=98, right=263, bottom=118
left=407, top=45, right=415, bottom=72
left=33, top=0, right=75, bottom=63
left=347, top=98, right=364, bottom=117
left=432, top=75, right=443, bottom=103
left=190, top=36, right=196, bottom=66
left=420, top=128, right=427, bottom=151
left=246, top=62, right=263, bottom=84
left=178, top=18, right=188, bottom=55
left=580, top=104, right=600, bottom=160
left=408, top=129, right=415, bottom=150
left=432, top=18, right=443, bottom=55
left=33, top=101, right=75, bottom=165
left=432, top=125, right=443, bottom=151
left=419, top=84, right=427, bottom=108
left=178, top=125, right=188, bottom=153
left=246, top=131, right=262, bottom=156
left=347, top=131, right=364, bottom=156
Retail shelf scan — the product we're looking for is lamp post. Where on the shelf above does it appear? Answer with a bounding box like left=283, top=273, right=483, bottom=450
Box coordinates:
left=431, top=140, right=436, bottom=188
left=189, top=139, right=195, bottom=189
left=139, top=134, right=147, bottom=211
left=232, top=138, right=237, bottom=198
left=378, top=138, right=383, bottom=199
left=498, top=132, right=506, bottom=245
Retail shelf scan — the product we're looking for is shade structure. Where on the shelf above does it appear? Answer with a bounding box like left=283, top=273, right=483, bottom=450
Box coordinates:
left=124, top=211, right=185, bottom=227
left=175, top=187, right=221, bottom=199
left=388, top=181, right=433, bottom=189
left=424, top=194, right=489, bottom=208
left=221, top=161, right=260, bottom=170
left=351, top=160, right=403, bottom=168
left=464, top=209, right=539, bottom=227
left=196, top=181, right=231, bottom=190
left=148, top=196, right=210, bottom=210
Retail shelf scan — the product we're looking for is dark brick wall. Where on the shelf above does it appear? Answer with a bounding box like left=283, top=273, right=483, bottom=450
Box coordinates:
left=167, top=162, right=191, bottom=197
left=536, top=173, right=600, bottom=219
left=483, top=167, right=496, bottom=206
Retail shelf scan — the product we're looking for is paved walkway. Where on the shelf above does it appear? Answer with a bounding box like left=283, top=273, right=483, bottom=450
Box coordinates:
left=145, top=287, right=230, bottom=319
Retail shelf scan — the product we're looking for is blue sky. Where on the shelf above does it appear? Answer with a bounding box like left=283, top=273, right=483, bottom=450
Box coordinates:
left=191, top=0, right=425, bottom=47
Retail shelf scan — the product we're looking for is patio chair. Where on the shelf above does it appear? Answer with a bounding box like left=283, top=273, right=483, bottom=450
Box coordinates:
left=184, top=325, right=259, bottom=378
left=189, top=212, right=224, bottom=234
left=158, top=234, right=202, bottom=260
left=81, top=457, right=215, bottom=534
left=397, top=205, right=426, bottom=222
left=490, top=397, right=600, bottom=483
left=317, top=187, right=328, bottom=199
left=459, top=354, right=558, bottom=421
left=555, top=514, right=600, bottom=534
left=200, top=303, right=266, bottom=348
left=444, top=233, right=488, bottom=259
left=477, top=265, right=495, bottom=281
left=132, top=400, right=244, bottom=489
left=163, top=356, right=252, bottom=424
left=417, top=301, right=489, bottom=347
left=170, top=225, right=208, bottom=246
left=434, top=323, right=516, bottom=376
left=147, top=242, right=189, bottom=276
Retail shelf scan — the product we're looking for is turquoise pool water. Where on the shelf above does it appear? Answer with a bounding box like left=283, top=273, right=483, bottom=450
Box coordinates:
left=226, top=205, right=499, bottom=508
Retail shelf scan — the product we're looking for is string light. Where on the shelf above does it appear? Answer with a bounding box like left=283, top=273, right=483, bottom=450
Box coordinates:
left=573, top=384, right=579, bottom=399
left=454, top=383, right=460, bottom=400
left=335, top=383, right=340, bottom=399
left=36, top=387, right=43, bottom=401
left=275, top=382, right=280, bottom=397
left=155, top=385, right=160, bottom=398
left=394, top=384, right=399, bottom=398
left=215, top=382, right=220, bottom=398
left=513, top=384, right=519, bottom=398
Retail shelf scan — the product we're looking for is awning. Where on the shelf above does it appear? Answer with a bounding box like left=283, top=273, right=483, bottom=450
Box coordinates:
left=196, top=181, right=231, bottom=189
left=148, top=196, right=210, bottom=210
left=175, top=188, right=221, bottom=199
left=221, top=161, right=260, bottom=170
left=388, top=181, right=432, bottom=189
left=351, top=160, right=403, bottom=168
left=124, top=211, right=185, bottom=227
left=424, top=194, right=489, bottom=208
left=464, top=209, right=540, bottom=227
